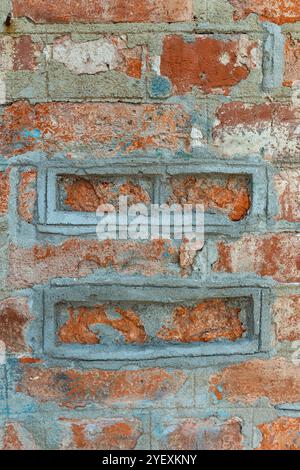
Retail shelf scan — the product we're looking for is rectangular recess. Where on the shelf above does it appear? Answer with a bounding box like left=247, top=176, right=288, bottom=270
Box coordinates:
left=38, top=160, right=267, bottom=235
left=44, top=285, right=267, bottom=362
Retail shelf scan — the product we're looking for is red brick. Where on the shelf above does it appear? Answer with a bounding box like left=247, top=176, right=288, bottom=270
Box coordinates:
left=210, top=358, right=300, bottom=405
left=0, top=36, right=42, bottom=72
left=18, top=169, right=37, bottom=223
left=273, top=170, right=300, bottom=222
left=0, top=297, right=32, bottom=353
left=0, top=423, right=37, bottom=450
left=168, top=174, right=251, bottom=221
left=58, top=304, right=147, bottom=345
left=0, top=101, right=191, bottom=158
left=160, top=35, right=257, bottom=95
left=160, top=417, right=243, bottom=450
left=0, top=171, right=9, bottom=214
left=213, top=233, right=300, bottom=283
left=228, top=0, right=300, bottom=25
left=212, top=101, right=300, bottom=159
left=17, top=366, right=187, bottom=408
left=60, top=418, right=141, bottom=450
left=8, top=239, right=179, bottom=288
left=273, top=295, right=300, bottom=342
left=12, top=0, right=193, bottom=23
left=284, top=35, right=300, bottom=87
left=257, top=417, right=300, bottom=450
left=157, top=299, right=245, bottom=343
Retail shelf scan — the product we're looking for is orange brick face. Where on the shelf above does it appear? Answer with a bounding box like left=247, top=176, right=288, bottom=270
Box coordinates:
left=12, top=0, right=193, bottom=23
left=160, top=35, right=257, bottom=95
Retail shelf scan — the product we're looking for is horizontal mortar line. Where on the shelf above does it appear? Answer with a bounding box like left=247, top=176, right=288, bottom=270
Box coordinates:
left=47, top=350, right=266, bottom=362
left=0, top=24, right=266, bottom=35
left=49, top=279, right=273, bottom=288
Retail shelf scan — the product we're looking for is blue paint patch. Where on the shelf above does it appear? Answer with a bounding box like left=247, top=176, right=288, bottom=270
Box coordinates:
left=20, top=129, right=41, bottom=140
left=148, top=75, right=172, bottom=99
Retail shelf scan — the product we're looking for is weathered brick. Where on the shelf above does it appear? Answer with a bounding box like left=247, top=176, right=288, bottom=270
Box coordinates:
left=228, top=0, right=300, bottom=25
left=159, top=417, right=243, bottom=450
left=273, top=170, right=300, bottom=222
left=17, top=366, right=187, bottom=408
left=58, top=304, right=148, bottom=345
left=9, top=239, right=179, bottom=288
left=0, top=170, right=9, bottom=214
left=0, top=36, right=42, bottom=72
left=52, top=35, right=142, bottom=78
left=18, top=169, right=37, bottom=223
left=0, top=101, right=191, bottom=158
left=60, top=418, right=142, bottom=450
left=212, top=102, right=300, bottom=160
left=160, top=35, right=258, bottom=95
left=157, top=299, right=245, bottom=343
left=59, top=175, right=152, bottom=212
left=12, top=0, right=193, bottom=23
left=284, top=35, right=300, bottom=87
left=256, top=417, right=300, bottom=450
left=57, top=298, right=247, bottom=345
left=0, top=422, right=38, bottom=450
left=167, top=174, right=251, bottom=221
left=273, top=295, right=300, bottom=342
left=0, top=297, right=32, bottom=353
left=213, top=233, right=300, bottom=282
left=210, top=358, right=300, bottom=405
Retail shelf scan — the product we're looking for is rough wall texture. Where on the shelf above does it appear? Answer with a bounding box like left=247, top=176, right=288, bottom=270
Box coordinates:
left=0, top=0, right=299, bottom=450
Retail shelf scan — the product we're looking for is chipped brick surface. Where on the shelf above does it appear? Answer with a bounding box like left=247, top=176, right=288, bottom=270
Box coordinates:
left=256, top=417, right=300, bottom=450
left=157, top=299, right=245, bottom=343
left=168, top=174, right=251, bottom=221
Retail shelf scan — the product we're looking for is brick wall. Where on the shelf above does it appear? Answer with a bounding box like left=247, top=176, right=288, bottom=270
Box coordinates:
left=0, top=0, right=299, bottom=450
